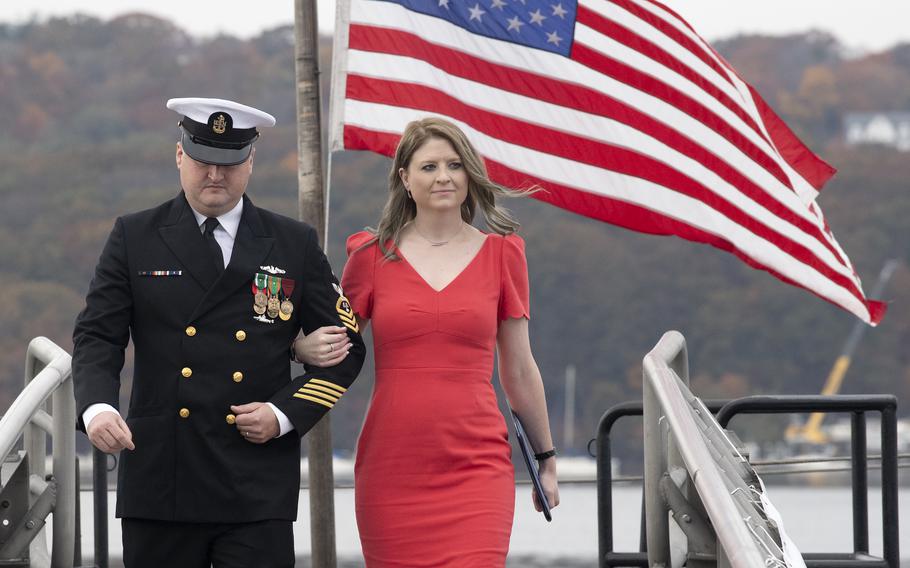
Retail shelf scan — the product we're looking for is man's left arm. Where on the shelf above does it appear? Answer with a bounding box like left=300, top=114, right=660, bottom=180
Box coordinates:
left=269, top=226, right=366, bottom=437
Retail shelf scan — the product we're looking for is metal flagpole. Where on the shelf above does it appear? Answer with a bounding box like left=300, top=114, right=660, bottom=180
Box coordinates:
left=294, top=1, right=337, bottom=566
left=563, top=364, right=576, bottom=451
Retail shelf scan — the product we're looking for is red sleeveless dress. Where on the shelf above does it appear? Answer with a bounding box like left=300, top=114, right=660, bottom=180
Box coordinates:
left=341, top=231, right=530, bottom=567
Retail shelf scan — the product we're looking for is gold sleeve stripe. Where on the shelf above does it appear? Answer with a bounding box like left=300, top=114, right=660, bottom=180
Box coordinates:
left=302, top=383, right=344, bottom=399
left=341, top=321, right=360, bottom=333
left=293, top=393, right=334, bottom=408
left=298, top=387, right=339, bottom=403
left=309, top=378, right=347, bottom=393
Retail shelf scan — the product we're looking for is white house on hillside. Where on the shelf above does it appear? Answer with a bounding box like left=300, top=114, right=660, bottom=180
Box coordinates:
left=844, top=112, right=910, bottom=151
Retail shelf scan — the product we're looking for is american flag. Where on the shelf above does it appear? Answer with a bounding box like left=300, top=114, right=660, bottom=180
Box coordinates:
left=328, top=0, right=886, bottom=324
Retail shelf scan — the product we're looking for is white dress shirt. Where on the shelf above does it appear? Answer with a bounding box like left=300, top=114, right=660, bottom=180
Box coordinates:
left=83, top=198, right=294, bottom=438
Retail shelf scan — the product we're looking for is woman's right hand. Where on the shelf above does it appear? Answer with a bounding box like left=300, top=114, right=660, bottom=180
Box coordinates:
left=534, top=459, right=559, bottom=513
left=293, top=326, right=352, bottom=367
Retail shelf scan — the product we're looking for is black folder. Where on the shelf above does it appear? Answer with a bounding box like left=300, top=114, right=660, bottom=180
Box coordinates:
left=510, top=409, right=552, bottom=522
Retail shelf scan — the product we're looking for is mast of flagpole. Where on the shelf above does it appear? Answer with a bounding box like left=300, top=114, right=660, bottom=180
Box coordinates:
left=564, top=364, right=576, bottom=452
left=294, top=0, right=337, bottom=565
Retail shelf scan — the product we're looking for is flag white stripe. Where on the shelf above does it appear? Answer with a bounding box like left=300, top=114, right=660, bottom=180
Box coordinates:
left=342, top=100, right=871, bottom=320
left=346, top=52, right=855, bottom=280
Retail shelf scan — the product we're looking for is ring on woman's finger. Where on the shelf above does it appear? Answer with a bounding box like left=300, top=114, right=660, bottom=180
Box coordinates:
left=328, top=342, right=335, bottom=352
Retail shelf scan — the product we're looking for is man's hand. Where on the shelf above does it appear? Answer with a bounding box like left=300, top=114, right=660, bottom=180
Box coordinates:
left=231, top=402, right=279, bottom=444
left=87, top=411, right=135, bottom=453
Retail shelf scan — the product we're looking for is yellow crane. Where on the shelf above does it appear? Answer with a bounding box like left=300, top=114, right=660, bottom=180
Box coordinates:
left=785, top=259, right=900, bottom=444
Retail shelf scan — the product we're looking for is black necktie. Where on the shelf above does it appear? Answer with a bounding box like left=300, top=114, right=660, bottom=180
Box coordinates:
left=203, top=217, right=224, bottom=275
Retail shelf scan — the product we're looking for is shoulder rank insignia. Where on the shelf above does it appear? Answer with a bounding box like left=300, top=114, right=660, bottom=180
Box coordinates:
left=336, top=294, right=359, bottom=333
left=332, top=283, right=358, bottom=331
left=331, top=282, right=358, bottom=331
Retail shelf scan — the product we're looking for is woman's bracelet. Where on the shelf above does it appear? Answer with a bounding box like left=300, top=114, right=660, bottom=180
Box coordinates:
left=534, top=448, right=557, bottom=461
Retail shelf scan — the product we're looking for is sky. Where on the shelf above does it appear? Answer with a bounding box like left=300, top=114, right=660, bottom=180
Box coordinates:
left=2, top=1, right=909, bottom=54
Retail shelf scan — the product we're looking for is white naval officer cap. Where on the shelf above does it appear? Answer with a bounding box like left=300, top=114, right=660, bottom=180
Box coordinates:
left=167, top=97, right=276, bottom=166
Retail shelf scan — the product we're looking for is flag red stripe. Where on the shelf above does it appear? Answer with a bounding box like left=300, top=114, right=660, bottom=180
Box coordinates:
left=349, top=23, right=793, bottom=190
left=342, top=92, right=866, bottom=306
left=748, top=85, right=837, bottom=190
left=342, top=124, right=885, bottom=324
left=577, top=4, right=773, bottom=149
left=346, top=74, right=845, bottom=267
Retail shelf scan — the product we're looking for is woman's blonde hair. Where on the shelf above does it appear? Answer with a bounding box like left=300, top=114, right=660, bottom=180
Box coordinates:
left=367, top=117, right=529, bottom=259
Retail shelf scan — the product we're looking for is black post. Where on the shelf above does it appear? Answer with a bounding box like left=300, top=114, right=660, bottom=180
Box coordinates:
left=92, top=448, right=108, bottom=568
left=596, top=426, right=613, bottom=567
left=638, top=490, right=647, bottom=553
left=850, top=412, right=868, bottom=554
left=74, top=457, right=82, bottom=567
left=880, top=405, right=900, bottom=568
left=596, top=402, right=644, bottom=568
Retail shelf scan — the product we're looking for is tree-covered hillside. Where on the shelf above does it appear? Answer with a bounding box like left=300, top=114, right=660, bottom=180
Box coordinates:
left=1, top=15, right=907, bottom=456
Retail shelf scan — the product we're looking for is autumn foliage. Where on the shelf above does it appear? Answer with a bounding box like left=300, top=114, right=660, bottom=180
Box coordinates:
left=0, top=16, right=907, bottom=454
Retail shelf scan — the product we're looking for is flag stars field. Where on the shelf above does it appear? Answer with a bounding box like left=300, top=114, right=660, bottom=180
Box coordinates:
left=390, top=0, right=578, bottom=56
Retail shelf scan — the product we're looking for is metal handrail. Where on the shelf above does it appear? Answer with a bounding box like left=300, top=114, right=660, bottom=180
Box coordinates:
left=0, top=336, right=76, bottom=568
left=643, top=331, right=768, bottom=568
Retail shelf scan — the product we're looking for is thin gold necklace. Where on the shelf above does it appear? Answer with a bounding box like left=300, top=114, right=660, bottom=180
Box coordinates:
left=411, top=221, right=465, bottom=247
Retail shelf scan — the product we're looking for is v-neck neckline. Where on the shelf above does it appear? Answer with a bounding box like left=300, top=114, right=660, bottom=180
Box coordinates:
left=397, top=235, right=492, bottom=294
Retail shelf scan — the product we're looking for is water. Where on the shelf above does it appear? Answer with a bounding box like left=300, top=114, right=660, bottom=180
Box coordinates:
left=77, top=484, right=908, bottom=566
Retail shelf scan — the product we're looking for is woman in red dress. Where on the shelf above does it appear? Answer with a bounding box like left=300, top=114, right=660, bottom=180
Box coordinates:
left=295, top=117, right=558, bottom=566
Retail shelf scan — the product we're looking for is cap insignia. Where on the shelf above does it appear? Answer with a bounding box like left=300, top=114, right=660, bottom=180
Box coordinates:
left=212, top=114, right=227, bottom=135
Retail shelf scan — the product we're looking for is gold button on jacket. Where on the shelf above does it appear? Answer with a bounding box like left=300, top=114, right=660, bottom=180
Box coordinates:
left=232, top=371, right=244, bottom=383
left=179, top=408, right=190, bottom=419
left=181, top=367, right=192, bottom=378
left=225, top=414, right=236, bottom=425
left=235, top=330, right=247, bottom=341
left=185, top=326, right=197, bottom=337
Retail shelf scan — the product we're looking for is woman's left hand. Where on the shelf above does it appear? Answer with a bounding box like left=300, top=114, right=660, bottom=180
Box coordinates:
left=293, top=326, right=352, bottom=367
left=533, top=459, right=559, bottom=512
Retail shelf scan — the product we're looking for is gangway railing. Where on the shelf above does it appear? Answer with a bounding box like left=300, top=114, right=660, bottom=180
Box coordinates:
left=595, top=331, right=901, bottom=568
left=642, top=331, right=772, bottom=568
left=716, top=395, right=900, bottom=568
left=0, top=336, right=76, bottom=567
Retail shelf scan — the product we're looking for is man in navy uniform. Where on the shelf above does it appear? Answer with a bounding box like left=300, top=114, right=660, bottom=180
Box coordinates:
left=73, top=97, right=365, bottom=567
